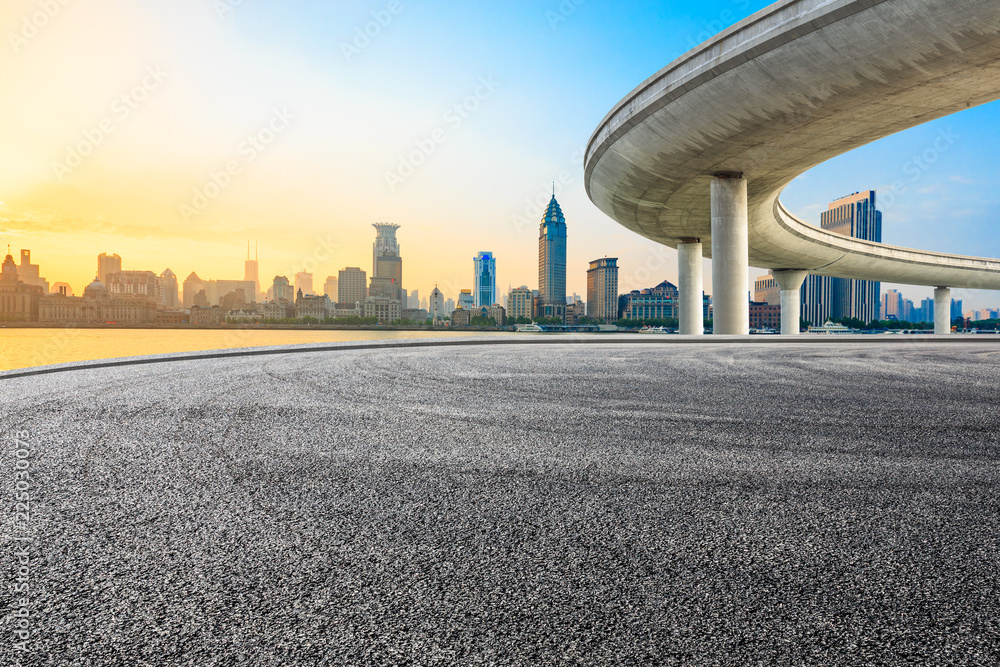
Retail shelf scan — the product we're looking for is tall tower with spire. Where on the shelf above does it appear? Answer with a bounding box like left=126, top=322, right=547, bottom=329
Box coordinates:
left=538, top=193, right=567, bottom=321
left=244, top=241, right=260, bottom=299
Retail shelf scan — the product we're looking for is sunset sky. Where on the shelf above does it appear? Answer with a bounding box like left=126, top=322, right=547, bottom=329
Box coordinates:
left=2, top=0, right=999, bottom=307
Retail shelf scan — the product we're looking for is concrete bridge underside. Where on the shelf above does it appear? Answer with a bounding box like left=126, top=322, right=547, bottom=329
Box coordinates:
left=584, top=0, right=1000, bottom=334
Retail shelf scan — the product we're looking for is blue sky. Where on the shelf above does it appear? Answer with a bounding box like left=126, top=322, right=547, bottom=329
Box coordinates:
left=2, top=0, right=997, bottom=309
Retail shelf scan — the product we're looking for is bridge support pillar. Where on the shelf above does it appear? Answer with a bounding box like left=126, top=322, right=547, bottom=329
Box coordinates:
left=934, top=287, right=951, bottom=335
left=772, top=270, right=809, bottom=335
left=711, top=174, right=749, bottom=335
left=677, top=239, right=703, bottom=335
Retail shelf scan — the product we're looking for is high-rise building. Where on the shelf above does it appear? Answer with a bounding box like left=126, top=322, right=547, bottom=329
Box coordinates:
left=586, top=258, right=619, bottom=323
left=754, top=274, right=780, bottom=305
left=323, top=275, right=338, bottom=300
left=372, top=227, right=402, bottom=298
left=372, top=223, right=403, bottom=302
left=338, top=267, right=367, bottom=305
left=97, top=253, right=122, bottom=286
left=244, top=242, right=260, bottom=298
left=373, top=223, right=401, bottom=269
left=0, top=252, right=44, bottom=322
left=882, top=289, right=903, bottom=320
left=182, top=272, right=205, bottom=308
left=801, top=274, right=832, bottom=326
left=295, top=272, right=314, bottom=296
left=474, top=252, right=496, bottom=307
left=538, top=194, right=567, bottom=321
left=507, top=286, right=534, bottom=321
left=458, top=289, right=474, bottom=310
left=159, top=269, right=178, bottom=308
left=272, top=276, right=294, bottom=303
left=444, top=298, right=455, bottom=313
left=820, top=191, right=882, bottom=322
left=408, top=289, right=420, bottom=310
left=429, top=286, right=445, bottom=321
left=16, top=250, right=48, bottom=293
left=951, top=299, right=963, bottom=321
left=901, top=298, right=916, bottom=323
left=918, top=297, right=934, bottom=324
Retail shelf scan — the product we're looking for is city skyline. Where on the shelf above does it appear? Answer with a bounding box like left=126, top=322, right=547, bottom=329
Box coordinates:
left=1, top=1, right=999, bottom=310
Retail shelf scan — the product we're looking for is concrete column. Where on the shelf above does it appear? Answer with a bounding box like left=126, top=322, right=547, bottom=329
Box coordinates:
left=677, top=239, right=703, bottom=335
left=934, top=287, right=951, bottom=335
left=710, top=174, right=749, bottom=335
left=772, top=270, right=808, bottom=335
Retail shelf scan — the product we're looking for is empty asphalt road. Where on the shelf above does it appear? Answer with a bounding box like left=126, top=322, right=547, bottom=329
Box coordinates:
left=1, top=339, right=999, bottom=665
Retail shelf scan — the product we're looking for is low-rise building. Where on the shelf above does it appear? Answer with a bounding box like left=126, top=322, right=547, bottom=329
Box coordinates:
left=619, top=280, right=679, bottom=321
left=189, top=305, right=224, bottom=325
left=402, top=308, right=429, bottom=322
left=262, top=301, right=297, bottom=320
left=39, top=279, right=158, bottom=324
left=364, top=297, right=400, bottom=323
left=749, top=301, right=781, bottom=330
left=297, top=294, right=332, bottom=321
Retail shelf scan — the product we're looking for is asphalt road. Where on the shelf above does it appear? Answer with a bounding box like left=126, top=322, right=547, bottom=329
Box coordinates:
left=1, top=340, right=999, bottom=665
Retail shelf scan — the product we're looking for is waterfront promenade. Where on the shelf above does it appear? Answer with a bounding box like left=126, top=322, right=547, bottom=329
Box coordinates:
left=2, top=338, right=998, bottom=664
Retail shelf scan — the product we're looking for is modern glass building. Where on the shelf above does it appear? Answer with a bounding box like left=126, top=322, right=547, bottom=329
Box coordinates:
left=805, top=191, right=882, bottom=323
left=538, top=194, right=567, bottom=321
left=473, top=251, right=496, bottom=307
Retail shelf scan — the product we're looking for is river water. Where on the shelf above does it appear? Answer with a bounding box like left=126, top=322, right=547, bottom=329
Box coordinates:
left=0, top=328, right=520, bottom=371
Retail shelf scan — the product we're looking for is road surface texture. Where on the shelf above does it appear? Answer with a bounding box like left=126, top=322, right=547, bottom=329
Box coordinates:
left=2, top=339, right=999, bottom=665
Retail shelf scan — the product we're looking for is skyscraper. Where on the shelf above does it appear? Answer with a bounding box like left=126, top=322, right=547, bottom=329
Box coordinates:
left=323, top=275, right=338, bottom=300
left=338, top=267, right=367, bottom=305
left=97, top=253, right=122, bottom=286
left=538, top=193, right=567, bottom=321
left=272, top=276, right=294, bottom=303
left=473, top=252, right=496, bottom=307
left=754, top=274, right=780, bottom=305
left=882, top=289, right=903, bottom=320
left=822, top=191, right=882, bottom=322
left=159, top=269, right=178, bottom=308
left=244, top=241, right=260, bottom=298
left=182, top=272, right=205, bottom=308
left=372, top=223, right=403, bottom=302
left=295, top=272, right=314, bottom=296
left=586, top=257, right=619, bottom=323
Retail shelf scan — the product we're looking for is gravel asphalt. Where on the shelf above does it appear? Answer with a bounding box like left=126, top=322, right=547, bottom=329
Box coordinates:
left=1, top=339, right=999, bottom=666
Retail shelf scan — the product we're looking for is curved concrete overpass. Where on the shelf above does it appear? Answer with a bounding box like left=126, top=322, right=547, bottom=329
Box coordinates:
left=584, top=0, right=1000, bottom=334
